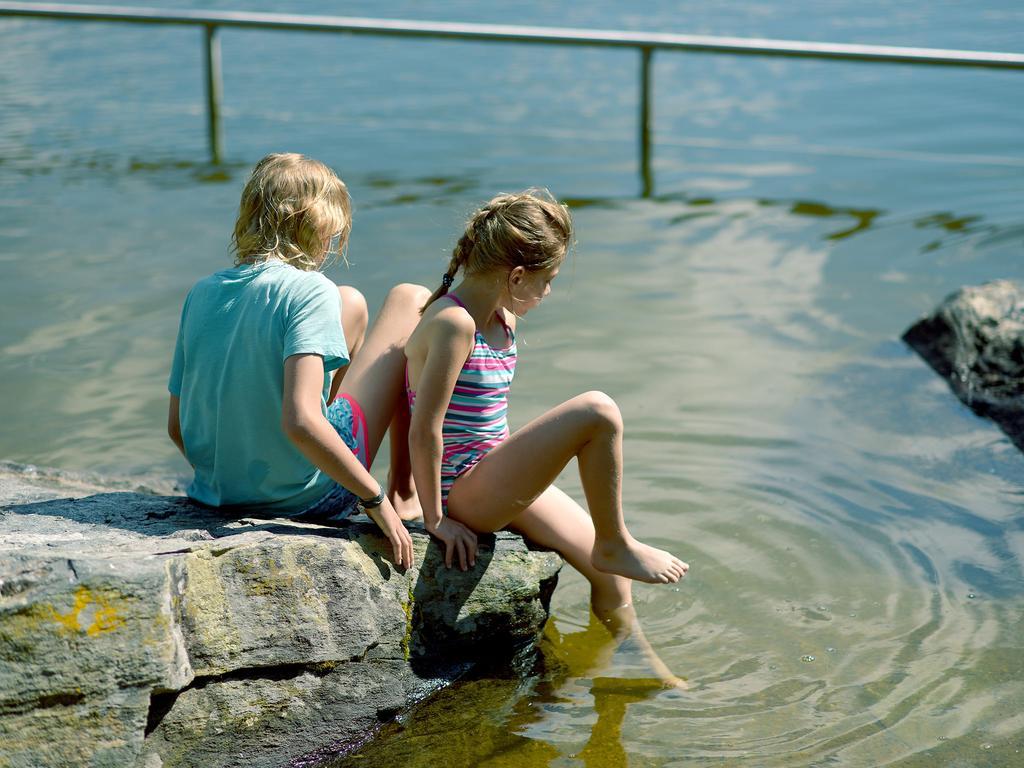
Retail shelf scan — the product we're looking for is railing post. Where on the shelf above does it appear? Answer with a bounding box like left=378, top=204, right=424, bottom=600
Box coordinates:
left=203, top=23, right=224, bottom=164
left=639, top=46, right=653, bottom=198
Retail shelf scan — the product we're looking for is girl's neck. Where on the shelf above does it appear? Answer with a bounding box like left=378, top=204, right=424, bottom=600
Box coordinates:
left=237, top=253, right=322, bottom=270
left=449, top=273, right=507, bottom=329
left=238, top=253, right=282, bottom=267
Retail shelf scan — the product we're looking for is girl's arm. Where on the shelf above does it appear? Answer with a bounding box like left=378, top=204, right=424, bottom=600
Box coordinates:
left=283, top=353, right=414, bottom=569
left=407, top=310, right=479, bottom=570
left=167, top=395, right=187, bottom=459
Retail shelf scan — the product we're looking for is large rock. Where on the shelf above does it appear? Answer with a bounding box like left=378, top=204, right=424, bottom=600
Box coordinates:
left=0, top=463, right=561, bottom=768
left=903, top=279, right=1024, bottom=450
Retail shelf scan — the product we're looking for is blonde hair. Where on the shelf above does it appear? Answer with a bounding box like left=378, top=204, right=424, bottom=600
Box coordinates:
left=423, top=189, right=574, bottom=311
left=232, top=153, right=352, bottom=270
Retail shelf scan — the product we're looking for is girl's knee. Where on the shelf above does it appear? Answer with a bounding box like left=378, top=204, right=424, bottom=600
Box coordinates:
left=337, top=285, right=368, bottom=329
left=388, top=282, right=431, bottom=307
left=577, top=390, right=622, bottom=431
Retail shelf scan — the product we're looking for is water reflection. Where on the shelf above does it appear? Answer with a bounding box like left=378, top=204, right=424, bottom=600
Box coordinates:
left=576, top=677, right=666, bottom=768
left=0, top=150, right=247, bottom=185
left=4, top=0, right=1024, bottom=761
left=360, top=175, right=483, bottom=210
left=3, top=168, right=1024, bottom=763
left=325, top=616, right=671, bottom=768
left=548, top=620, right=681, bottom=768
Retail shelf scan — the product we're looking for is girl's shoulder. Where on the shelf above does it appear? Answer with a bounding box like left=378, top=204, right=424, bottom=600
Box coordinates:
left=423, top=297, right=478, bottom=340
left=409, top=296, right=477, bottom=360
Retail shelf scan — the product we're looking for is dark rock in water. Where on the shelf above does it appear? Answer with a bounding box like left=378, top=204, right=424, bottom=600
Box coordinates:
left=903, top=279, right=1024, bottom=450
left=0, top=462, right=561, bottom=768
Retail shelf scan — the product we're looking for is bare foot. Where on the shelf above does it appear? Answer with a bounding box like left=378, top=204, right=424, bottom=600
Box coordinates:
left=644, top=660, right=688, bottom=690
left=591, top=538, right=688, bottom=584
left=388, top=483, right=423, bottom=522
left=590, top=605, right=688, bottom=690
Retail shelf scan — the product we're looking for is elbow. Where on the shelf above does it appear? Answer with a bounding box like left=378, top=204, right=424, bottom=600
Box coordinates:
left=281, top=414, right=305, bottom=444
left=167, top=417, right=183, bottom=449
left=408, top=419, right=441, bottom=452
left=281, top=407, right=318, bottom=446
left=167, top=395, right=184, bottom=450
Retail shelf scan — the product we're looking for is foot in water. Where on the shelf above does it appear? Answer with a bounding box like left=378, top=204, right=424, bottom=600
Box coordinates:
left=591, top=538, right=688, bottom=584
left=591, top=604, right=689, bottom=691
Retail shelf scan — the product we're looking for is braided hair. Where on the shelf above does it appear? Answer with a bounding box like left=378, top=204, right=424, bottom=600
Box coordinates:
left=422, top=189, right=573, bottom=313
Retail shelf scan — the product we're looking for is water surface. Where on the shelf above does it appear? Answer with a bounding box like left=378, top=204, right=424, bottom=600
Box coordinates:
left=2, top=1, right=1023, bottom=765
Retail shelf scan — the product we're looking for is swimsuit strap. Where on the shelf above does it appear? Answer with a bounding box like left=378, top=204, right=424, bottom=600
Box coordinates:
left=442, top=293, right=468, bottom=310
left=442, top=293, right=513, bottom=344
left=495, top=309, right=512, bottom=338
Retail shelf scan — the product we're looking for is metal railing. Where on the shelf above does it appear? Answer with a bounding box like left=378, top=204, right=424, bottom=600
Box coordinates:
left=3, top=2, right=1024, bottom=195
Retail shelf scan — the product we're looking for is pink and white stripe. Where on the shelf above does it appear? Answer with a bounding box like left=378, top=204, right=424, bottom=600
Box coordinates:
left=407, top=294, right=517, bottom=510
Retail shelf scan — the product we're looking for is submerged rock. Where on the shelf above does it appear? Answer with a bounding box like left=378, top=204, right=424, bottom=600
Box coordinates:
left=903, top=280, right=1024, bottom=450
left=0, top=463, right=561, bottom=768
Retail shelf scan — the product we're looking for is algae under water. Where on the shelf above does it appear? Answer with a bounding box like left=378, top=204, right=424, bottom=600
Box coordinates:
left=2, top=1, right=1023, bottom=764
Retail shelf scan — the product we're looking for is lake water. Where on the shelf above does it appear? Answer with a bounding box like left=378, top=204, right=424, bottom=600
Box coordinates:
left=2, top=1, right=1024, bottom=765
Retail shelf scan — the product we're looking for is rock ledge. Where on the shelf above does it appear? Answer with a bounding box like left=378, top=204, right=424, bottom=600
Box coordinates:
left=0, top=462, right=561, bottom=768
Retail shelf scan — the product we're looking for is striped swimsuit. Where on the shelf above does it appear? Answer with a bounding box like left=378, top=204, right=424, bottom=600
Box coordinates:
left=406, top=294, right=517, bottom=510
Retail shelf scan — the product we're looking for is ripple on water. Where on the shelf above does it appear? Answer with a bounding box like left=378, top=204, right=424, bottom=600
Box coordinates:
left=527, top=439, right=1015, bottom=766
left=4, top=21, right=1024, bottom=761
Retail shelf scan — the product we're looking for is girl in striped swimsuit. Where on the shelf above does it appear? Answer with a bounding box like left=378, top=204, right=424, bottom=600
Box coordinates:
left=404, top=191, right=689, bottom=671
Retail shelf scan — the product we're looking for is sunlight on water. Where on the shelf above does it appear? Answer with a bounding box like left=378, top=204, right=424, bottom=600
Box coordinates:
left=2, top=1, right=1023, bottom=765
left=316, top=196, right=1024, bottom=766
left=4, top=185, right=1024, bottom=768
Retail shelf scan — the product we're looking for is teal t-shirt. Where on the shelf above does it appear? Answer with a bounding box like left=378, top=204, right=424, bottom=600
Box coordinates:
left=168, top=260, right=349, bottom=512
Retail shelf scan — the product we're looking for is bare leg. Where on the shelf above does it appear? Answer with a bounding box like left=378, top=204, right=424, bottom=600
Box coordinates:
left=332, top=283, right=423, bottom=515
left=387, top=399, right=422, bottom=521
left=336, top=283, right=430, bottom=468
left=510, top=486, right=686, bottom=688
left=329, top=285, right=368, bottom=399
left=447, top=391, right=688, bottom=584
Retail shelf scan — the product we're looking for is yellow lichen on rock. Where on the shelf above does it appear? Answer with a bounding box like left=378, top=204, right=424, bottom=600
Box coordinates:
left=44, top=585, right=127, bottom=637
left=177, top=549, right=242, bottom=671
left=1, top=461, right=563, bottom=767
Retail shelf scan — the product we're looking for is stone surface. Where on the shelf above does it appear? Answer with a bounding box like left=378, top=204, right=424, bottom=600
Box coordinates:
left=0, top=462, right=561, bottom=768
left=903, top=280, right=1024, bottom=450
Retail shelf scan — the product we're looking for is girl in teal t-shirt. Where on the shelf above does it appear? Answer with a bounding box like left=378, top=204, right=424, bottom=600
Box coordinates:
left=168, top=153, right=419, bottom=569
